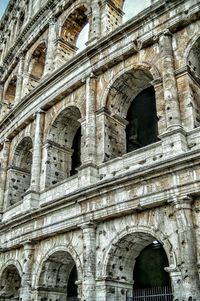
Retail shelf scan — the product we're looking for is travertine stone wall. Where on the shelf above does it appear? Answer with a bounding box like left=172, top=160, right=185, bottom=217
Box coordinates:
left=0, top=0, right=200, bottom=300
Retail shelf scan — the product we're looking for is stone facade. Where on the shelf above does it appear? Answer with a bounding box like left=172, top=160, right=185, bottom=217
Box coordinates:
left=0, top=0, right=200, bottom=300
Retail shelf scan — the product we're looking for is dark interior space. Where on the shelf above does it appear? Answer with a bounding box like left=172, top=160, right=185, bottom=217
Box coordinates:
left=70, top=126, right=81, bottom=176
left=126, top=86, right=158, bottom=153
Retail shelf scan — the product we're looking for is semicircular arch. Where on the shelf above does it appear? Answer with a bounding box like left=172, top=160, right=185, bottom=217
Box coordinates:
left=33, top=244, right=83, bottom=288
left=101, top=61, right=161, bottom=110
left=101, top=225, right=177, bottom=278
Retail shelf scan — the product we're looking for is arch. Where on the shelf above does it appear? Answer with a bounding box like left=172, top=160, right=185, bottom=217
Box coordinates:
left=102, top=225, right=176, bottom=278
left=29, top=42, right=47, bottom=79
left=101, top=62, right=161, bottom=109
left=58, top=2, right=90, bottom=29
left=4, top=75, right=17, bottom=105
left=0, top=260, right=23, bottom=279
left=45, top=106, right=82, bottom=187
left=34, top=245, right=83, bottom=288
left=26, top=39, right=47, bottom=67
left=6, top=137, right=33, bottom=207
left=185, top=33, right=200, bottom=78
left=184, top=33, right=200, bottom=67
left=56, top=3, right=90, bottom=65
left=33, top=245, right=82, bottom=301
left=12, top=136, right=33, bottom=169
left=0, top=263, right=22, bottom=300
left=99, top=62, right=160, bottom=161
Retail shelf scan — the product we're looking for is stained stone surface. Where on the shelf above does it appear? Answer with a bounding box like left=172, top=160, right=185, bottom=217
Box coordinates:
left=0, top=0, right=200, bottom=301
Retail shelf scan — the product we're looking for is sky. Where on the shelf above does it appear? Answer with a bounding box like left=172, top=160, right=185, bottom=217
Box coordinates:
left=0, top=0, right=8, bottom=18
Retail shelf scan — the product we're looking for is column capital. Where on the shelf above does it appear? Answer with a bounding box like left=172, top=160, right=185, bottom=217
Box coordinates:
left=79, top=221, right=97, bottom=230
left=171, top=195, right=193, bottom=210
left=159, top=28, right=173, bottom=38
left=34, top=108, right=46, bottom=118
left=23, top=240, right=35, bottom=248
left=49, top=16, right=57, bottom=26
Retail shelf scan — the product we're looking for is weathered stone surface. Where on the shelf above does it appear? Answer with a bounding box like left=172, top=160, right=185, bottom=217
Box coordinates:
left=0, top=0, right=200, bottom=300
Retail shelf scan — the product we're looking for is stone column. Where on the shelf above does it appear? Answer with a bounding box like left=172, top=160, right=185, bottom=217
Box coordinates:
left=172, top=196, right=200, bottom=299
left=15, top=54, right=25, bottom=103
left=0, top=138, right=10, bottom=216
left=159, top=30, right=181, bottom=130
left=30, top=110, right=45, bottom=192
left=20, top=242, right=34, bottom=301
left=44, top=18, right=57, bottom=76
left=81, top=222, right=96, bottom=301
left=87, top=0, right=101, bottom=46
left=83, top=74, right=97, bottom=164
left=27, top=0, right=33, bottom=20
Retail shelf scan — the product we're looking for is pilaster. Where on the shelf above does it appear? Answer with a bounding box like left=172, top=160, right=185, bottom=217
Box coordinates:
left=44, top=18, right=57, bottom=76
left=83, top=74, right=97, bottom=164
left=30, top=109, right=45, bottom=192
left=159, top=30, right=182, bottom=131
left=172, top=196, right=200, bottom=299
left=81, top=222, right=97, bottom=301
left=15, top=54, right=25, bottom=103
left=0, top=138, right=11, bottom=219
left=20, top=241, right=35, bottom=301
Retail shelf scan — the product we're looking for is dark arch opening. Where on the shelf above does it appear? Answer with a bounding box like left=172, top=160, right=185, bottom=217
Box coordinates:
left=67, top=265, right=78, bottom=300
left=70, top=126, right=81, bottom=176
left=133, top=242, right=171, bottom=289
left=0, top=265, right=21, bottom=300
left=38, top=251, right=78, bottom=301
left=126, top=86, right=158, bottom=153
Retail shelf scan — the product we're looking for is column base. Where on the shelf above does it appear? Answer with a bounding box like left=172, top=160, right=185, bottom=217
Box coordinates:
left=78, top=163, right=98, bottom=186
left=160, top=127, right=188, bottom=158
left=22, top=190, right=40, bottom=211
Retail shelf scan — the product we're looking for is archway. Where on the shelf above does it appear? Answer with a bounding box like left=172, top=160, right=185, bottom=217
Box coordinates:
left=45, top=106, right=82, bottom=187
left=27, top=43, right=47, bottom=92
left=38, top=251, right=79, bottom=301
left=126, top=86, right=158, bottom=152
left=0, top=265, right=21, bottom=300
left=56, top=6, right=89, bottom=66
left=131, top=241, right=172, bottom=300
left=104, top=68, right=159, bottom=160
left=6, top=137, right=33, bottom=207
left=4, top=76, right=17, bottom=106
left=105, top=232, right=173, bottom=301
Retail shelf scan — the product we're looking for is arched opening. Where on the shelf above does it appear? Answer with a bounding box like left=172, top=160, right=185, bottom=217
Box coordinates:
left=27, top=43, right=47, bottom=92
left=106, top=232, right=173, bottom=301
left=4, top=76, right=17, bottom=106
left=56, top=6, right=89, bottom=67
left=132, top=241, right=172, bottom=300
left=122, top=0, right=151, bottom=23
left=38, top=251, right=78, bottom=301
left=186, top=36, right=200, bottom=129
left=46, top=106, right=82, bottom=187
left=104, top=68, right=159, bottom=161
left=126, top=86, right=158, bottom=152
left=188, top=36, right=200, bottom=78
left=0, top=265, right=21, bottom=300
left=6, top=137, right=33, bottom=207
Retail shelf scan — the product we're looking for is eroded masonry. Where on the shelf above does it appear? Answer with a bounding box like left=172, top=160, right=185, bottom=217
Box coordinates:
left=0, top=0, right=200, bottom=300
